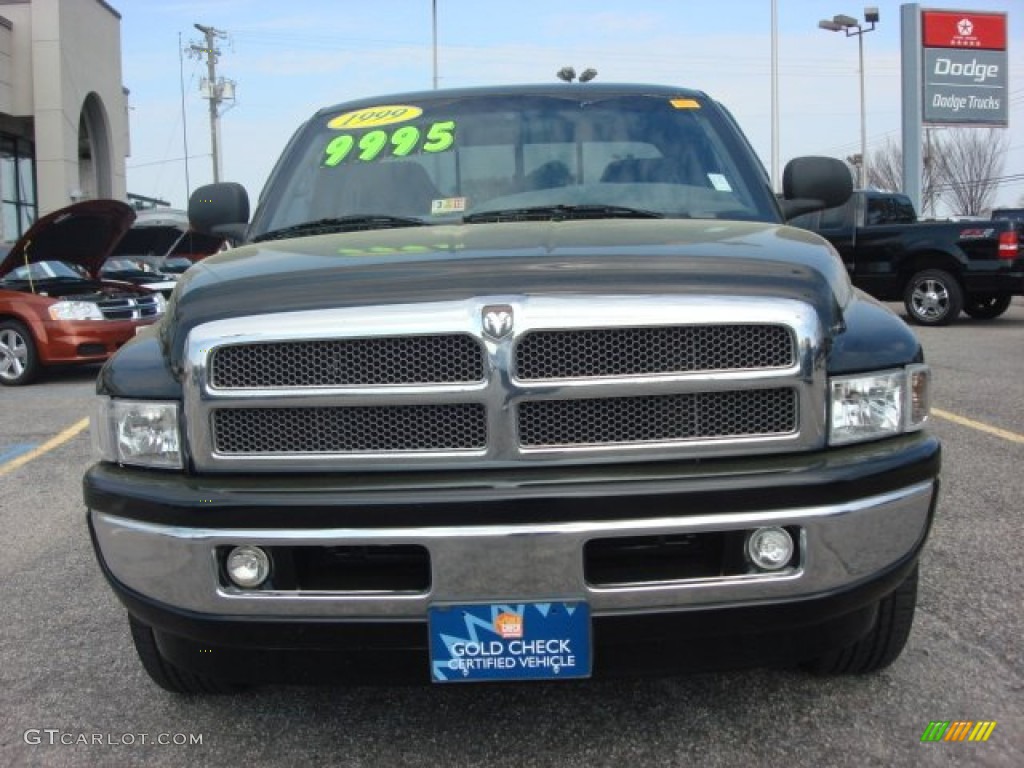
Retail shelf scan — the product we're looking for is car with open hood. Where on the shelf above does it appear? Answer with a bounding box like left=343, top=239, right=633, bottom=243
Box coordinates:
left=99, top=208, right=227, bottom=297
left=0, top=199, right=166, bottom=385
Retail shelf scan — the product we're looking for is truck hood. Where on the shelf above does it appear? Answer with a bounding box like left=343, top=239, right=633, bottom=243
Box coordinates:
left=163, top=219, right=852, bottom=371
left=0, top=199, right=136, bottom=278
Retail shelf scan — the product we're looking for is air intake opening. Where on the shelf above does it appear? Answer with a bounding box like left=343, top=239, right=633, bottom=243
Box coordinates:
left=584, top=529, right=800, bottom=586
left=219, top=544, right=431, bottom=592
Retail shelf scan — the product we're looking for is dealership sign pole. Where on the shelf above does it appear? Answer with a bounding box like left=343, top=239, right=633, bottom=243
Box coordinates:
left=900, top=5, right=1009, bottom=213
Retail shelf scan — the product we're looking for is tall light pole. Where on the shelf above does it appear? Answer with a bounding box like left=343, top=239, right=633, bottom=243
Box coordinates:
left=431, top=0, right=438, bottom=89
left=819, top=7, right=879, bottom=188
left=771, top=0, right=779, bottom=193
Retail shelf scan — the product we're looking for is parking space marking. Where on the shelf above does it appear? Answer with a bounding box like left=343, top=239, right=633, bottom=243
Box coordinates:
left=0, top=418, right=90, bottom=477
left=0, top=444, right=37, bottom=463
left=932, top=408, right=1024, bottom=444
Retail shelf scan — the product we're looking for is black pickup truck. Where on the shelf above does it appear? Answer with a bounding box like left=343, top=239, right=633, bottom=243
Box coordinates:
left=85, top=84, right=939, bottom=692
left=791, top=189, right=1023, bottom=325
left=992, top=207, right=1024, bottom=223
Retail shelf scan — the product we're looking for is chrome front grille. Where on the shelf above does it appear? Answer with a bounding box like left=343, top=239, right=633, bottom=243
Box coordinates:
left=516, top=325, right=794, bottom=380
left=98, top=294, right=162, bottom=320
left=211, top=335, right=484, bottom=388
left=518, top=389, right=797, bottom=448
left=185, top=296, right=826, bottom=471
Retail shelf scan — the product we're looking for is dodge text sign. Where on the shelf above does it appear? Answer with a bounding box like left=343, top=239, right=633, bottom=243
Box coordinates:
left=921, top=10, right=1008, bottom=126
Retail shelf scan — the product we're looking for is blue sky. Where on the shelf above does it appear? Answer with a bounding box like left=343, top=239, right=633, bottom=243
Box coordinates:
left=119, top=0, right=1024, bottom=212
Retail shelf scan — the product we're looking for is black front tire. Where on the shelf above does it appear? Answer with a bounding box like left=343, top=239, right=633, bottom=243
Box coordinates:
left=803, top=566, right=918, bottom=675
left=903, top=270, right=963, bottom=326
left=0, top=319, right=40, bottom=386
left=128, top=615, right=243, bottom=694
left=963, top=294, right=1012, bottom=320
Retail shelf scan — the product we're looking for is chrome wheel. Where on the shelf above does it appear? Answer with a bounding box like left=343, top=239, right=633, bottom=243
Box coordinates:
left=0, top=321, right=39, bottom=385
left=903, top=269, right=962, bottom=327
left=0, top=328, right=28, bottom=380
left=912, top=280, right=951, bottom=320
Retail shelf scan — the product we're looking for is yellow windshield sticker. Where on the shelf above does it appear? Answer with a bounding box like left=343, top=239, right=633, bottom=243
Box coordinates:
left=431, top=197, right=467, bottom=215
left=670, top=98, right=701, bottom=109
left=328, top=105, right=423, bottom=130
left=323, top=120, right=456, bottom=166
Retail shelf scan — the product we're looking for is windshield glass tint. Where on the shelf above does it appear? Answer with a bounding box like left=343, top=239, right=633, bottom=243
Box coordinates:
left=3, top=260, right=85, bottom=281
left=252, top=92, right=777, bottom=236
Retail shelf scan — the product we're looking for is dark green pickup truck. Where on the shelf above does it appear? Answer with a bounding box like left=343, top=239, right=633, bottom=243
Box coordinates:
left=791, top=189, right=1023, bottom=325
left=85, top=84, right=940, bottom=692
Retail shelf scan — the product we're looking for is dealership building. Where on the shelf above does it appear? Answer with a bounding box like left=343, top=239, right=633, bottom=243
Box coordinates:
left=0, top=0, right=127, bottom=241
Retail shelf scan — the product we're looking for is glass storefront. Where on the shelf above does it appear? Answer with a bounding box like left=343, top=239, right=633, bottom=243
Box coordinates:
left=1, top=134, right=37, bottom=242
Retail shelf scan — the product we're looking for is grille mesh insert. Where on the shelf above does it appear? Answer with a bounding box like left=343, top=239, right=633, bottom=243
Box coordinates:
left=213, top=404, right=487, bottom=453
left=516, top=325, right=794, bottom=380
left=210, top=335, right=484, bottom=388
left=518, top=389, right=797, bottom=447
left=97, top=295, right=162, bottom=320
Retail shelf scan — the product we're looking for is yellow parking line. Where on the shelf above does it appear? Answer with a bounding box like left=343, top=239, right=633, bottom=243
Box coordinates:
left=932, top=408, right=1024, bottom=444
left=0, top=418, right=90, bottom=476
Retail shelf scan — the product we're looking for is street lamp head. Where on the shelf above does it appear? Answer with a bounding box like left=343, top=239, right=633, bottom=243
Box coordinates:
left=833, top=14, right=860, bottom=28
left=819, top=19, right=843, bottom=31
left=864, top=7, right=880, bottom=24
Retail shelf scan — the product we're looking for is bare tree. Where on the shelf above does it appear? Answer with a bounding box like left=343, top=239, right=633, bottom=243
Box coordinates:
left=866, top=137, right=941, bottom=217
left=933, top=128, right=1009, bottom=216
left=867, top=140, right=901, bottom=192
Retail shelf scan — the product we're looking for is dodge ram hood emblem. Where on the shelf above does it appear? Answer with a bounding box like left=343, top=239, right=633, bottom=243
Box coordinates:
left=482, top=305, right=514, bottom=339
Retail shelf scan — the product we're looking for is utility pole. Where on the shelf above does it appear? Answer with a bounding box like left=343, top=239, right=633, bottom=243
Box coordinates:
left=189, top=24, right=234, bottom=183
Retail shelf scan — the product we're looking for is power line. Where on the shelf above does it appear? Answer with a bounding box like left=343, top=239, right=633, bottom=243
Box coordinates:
left=128, top=154, right=211, bottom=170
left=930, top=171, right=1024, bottom=193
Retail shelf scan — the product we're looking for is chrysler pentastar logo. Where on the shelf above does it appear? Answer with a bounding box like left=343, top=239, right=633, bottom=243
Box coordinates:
left=482, top=305, right=514, bottom=339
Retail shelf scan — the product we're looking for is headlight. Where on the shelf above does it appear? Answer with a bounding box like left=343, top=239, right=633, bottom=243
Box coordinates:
left=153, top=293, right=168, bottom=314
left=48, top=300, right=103, bottom=321
left=829, top=365, right=931, bottom=446
left=92, top=397, right=182, bottom=469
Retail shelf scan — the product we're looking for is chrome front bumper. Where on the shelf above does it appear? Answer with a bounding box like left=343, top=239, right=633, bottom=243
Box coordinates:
left=91, top=480, right=935, bottom=619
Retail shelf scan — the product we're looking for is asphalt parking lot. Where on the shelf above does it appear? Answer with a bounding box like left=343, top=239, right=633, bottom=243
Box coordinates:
left=1, top=301, right=1021, bottom=768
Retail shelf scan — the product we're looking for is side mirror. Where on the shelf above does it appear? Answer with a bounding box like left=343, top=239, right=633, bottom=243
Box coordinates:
left=188, top=183, right=250, bottom=243
left=780, top=156, right=853, bottom=220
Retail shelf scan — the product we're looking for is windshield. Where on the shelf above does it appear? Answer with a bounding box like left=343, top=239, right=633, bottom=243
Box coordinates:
left=2, top=260, right=88, bottom=282
left=250, top=91, right=778, bottom=239
left=161, top=257, right=194, bottom=273
left=102, top=257, right=162, bottom=274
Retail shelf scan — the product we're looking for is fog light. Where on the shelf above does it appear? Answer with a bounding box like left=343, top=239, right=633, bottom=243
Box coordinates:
left=746, top=527, right=794, bottom=571
left=226, top=546, right=271, bottom=588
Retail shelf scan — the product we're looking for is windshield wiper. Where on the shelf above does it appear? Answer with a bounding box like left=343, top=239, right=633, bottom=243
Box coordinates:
left=462, top=204, right=664, bottom=224
left=252, top=215, right=426, bottom=242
